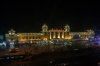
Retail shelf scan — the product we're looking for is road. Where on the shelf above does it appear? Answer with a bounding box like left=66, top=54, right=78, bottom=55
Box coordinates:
left=1, top=47, right=100, bottom=66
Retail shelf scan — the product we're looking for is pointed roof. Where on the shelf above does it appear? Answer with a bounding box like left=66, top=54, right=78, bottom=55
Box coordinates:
left=9, top=29, right=15, bottom=33
left=87, top=29, right=93, bottom=32
left=42, top=23, right=48, bottom=27
left=65, top=24, right=70, bottom=27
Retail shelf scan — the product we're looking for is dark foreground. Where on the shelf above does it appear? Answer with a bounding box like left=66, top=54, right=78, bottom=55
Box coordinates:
left=1, top=47, right=100, bottom=66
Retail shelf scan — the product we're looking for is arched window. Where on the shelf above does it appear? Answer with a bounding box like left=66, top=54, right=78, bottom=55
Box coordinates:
left=33, top=36, right=34, bottom=39
left=36, top=37, right=37, bottom=39
left=29, top=37, right=31, bottom=39
left=26, top=37, right=28, bottom=39
left=38, top=36, right=40, bottom=39
left=23, top=37, right=25, bottom=39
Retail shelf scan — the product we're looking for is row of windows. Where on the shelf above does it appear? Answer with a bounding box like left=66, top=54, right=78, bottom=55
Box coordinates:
left=18, top=36, right=43, bottom=39
left=80, top=35, right=88, bottom=37
left=17, top=34, right=43, bottom=35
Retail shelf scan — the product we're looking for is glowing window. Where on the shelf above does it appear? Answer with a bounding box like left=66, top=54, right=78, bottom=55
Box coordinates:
left=9, top=33, right=11, bottom=34
left=12, top=33, right=15, bottom=34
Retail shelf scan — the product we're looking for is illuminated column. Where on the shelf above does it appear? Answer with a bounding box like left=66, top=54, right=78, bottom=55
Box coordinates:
left=53, top=31, right=55, bottom=38
left=58, top=31, right=60, bottom=38
left=54, top=31, right=55, bottom=38
left=81, top=35, right=83, bottom=38
left=64, top=32, right=66, bottom=38
left=50, top=32, right=51, bottom=39
left=70, top=34, right=72, bottom=39
left=65, top=32, right=67, bottom=39
left=83, top=35, right=85, bottom=38
left=82, top=35, right=84, bottom=38
left=53, top=32, right=54, bottom=38
left=62, top=31, right=64, bottom=38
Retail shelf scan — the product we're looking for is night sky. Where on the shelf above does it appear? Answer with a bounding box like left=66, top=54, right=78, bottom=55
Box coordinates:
left=0, top=0, right=100, bottom=35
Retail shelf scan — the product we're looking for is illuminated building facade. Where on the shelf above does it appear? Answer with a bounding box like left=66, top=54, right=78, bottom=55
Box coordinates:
left=42, top=24, right=94, bottom=40
left=5, top=24, right=95, bottom=44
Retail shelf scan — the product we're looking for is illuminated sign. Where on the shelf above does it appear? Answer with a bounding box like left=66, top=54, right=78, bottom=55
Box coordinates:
left=51, top=28, right=54, bottom=31
left=60, top=28, right=62, bottom=31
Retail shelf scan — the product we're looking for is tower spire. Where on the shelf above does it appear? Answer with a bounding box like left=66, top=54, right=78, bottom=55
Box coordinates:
left=42, top=23, right=48, bottom=32
left=64, top=24, right=70, bottom=32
